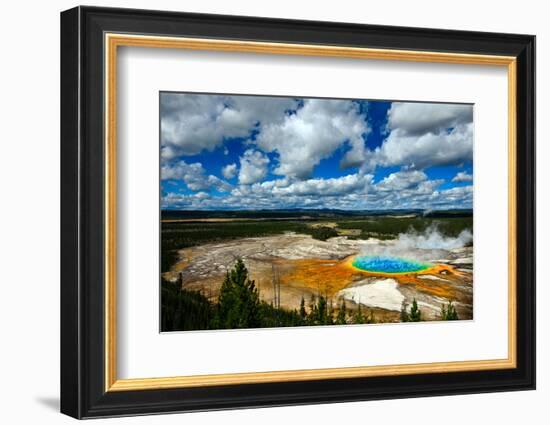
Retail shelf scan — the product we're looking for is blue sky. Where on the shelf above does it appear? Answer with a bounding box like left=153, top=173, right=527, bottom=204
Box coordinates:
left=160, top=93, right=473, bottom=210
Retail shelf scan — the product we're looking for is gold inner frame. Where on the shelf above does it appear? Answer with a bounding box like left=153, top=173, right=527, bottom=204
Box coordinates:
left=104, top=33, right=517, bottom=392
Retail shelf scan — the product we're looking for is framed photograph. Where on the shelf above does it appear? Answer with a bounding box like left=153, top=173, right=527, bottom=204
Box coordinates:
left=60, top=6, right=535, bottom=419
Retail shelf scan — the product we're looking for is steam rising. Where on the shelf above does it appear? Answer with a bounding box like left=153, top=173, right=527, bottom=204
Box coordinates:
left=360, top=224, right=473, bottom=261
left=394, top=224, right=473, bottom=251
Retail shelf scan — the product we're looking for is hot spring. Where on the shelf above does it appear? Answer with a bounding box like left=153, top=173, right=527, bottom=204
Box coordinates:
left=351, top=255, right=432, bottom=274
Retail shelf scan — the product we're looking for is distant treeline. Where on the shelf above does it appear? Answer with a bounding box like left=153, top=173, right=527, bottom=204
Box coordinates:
left=161, top=208, right=473, bottom=220
left=423, top=210, right=473, bottom=218
left=161, top=259, right=460, bottom=332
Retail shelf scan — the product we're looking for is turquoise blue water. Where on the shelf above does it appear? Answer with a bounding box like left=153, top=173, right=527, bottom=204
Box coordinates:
left=352, top=256, right=432, bottom=274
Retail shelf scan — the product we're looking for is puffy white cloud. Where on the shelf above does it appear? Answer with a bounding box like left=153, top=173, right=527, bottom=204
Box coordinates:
left=161, top=191, right=212, bottom=209
left=439, top=185, right=473, bottom=200
left=233, top=173, right=373, bottom=199
left=160, top=93, right=298, bottom=159
left=254, top=99, right=369, bottom=179
left=160, top=95, right=474, bottom=211
left=359, top=122, right=473, bottom=172
left=387, top=102, right=473, bottom=136
left=376, top=170, right=428, bottom=192
left=161, top=169, right=471, bottom=211
left=347, top=103, right=474, bottom=173
left=452, top=171, right=473, bottom=182
left=161, top=165, right=473, bottom=211
left=162, top=94, right=473, bottom=181
left=221, top=163, right=238, bottom=179
left=161, top=94, right=369, bottom=179
left=192, top=173, right=374, bottom=210
left=161, top=160, right=232, bottom=192
left=238, top=149, right=270, bottom=185
left=369, top=170, right=446, bottom=209
left=276, top=173, right=373, bottom=197
left=429, top=185, right=473, bottom=209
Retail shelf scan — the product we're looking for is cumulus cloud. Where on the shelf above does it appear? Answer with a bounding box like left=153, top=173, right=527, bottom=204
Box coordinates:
left=376, top=170, right=428, bottom=192
left=160, top=94, right=474, bottom=211
left=161, top=94, right=473, bottom=178
left=222, top=163, right=238, bottom=179
left=234, top=173, right=373, bottom=199
left=254, top=99, right=369, bottom=179
left=238, top=149, right=270, bottom=185
left=161, top=160, right=232, bottom=192
left=161, top=191, right=212, bottom=209
left=387, top=102, right=473, bottom=136
left=360, top=122, right=473, bottom=172
left=161, top=168, right=473, bottom=211
left=160, top=93, right=298, bottom=159
left=371, top=170, right=445, bottom=209
left=345, top=103, right=474, bottom=173
left=452, top=171, right=473, bottom=182
left=211, top=173, right=375, bottom=210
left=276, top=173, right=372, bottom=197
left=434, top=185, right=473, bottom=207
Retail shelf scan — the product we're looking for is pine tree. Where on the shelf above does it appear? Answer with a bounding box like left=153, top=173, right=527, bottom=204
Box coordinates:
left=317, top=295, right=328, bottom=324
left=299, top=296, right=307, bottom=322
left=409, top=298, right=422, bottom=322
left=353, top=303, right=365, bottom=324
left=307, top=294, right=317, bottom=325
left=328, top=299, right=334, bottom=325
left=161, top=278, right=214, bottom=331
left=336, top=300, right=347, bottom=325
left=218, top=259, right=260, bottom=329
left=440, top=300, right=459, bottom=320
left=447, top=302, right=458, bottom=320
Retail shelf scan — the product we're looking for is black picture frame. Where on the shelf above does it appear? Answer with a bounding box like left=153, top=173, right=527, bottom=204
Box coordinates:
left=61, top=5, right=535, bottom=419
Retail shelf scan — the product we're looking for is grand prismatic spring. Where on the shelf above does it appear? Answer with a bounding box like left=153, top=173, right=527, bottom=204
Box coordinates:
left=351, top=256, right=433, bottom=274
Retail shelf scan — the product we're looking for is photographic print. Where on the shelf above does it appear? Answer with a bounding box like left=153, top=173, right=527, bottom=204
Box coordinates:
left=160, top=92, right=474, bottom=332
left=61, top=9, right=535, bottom=416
